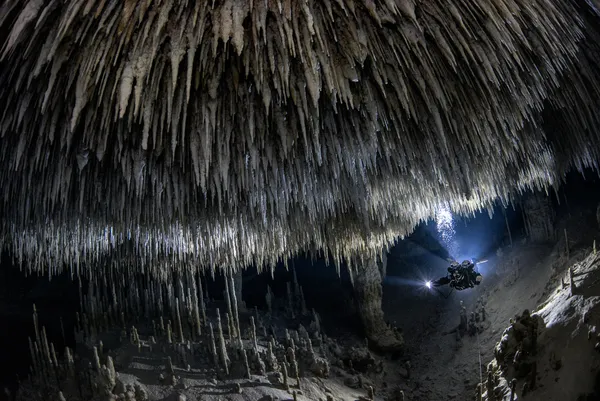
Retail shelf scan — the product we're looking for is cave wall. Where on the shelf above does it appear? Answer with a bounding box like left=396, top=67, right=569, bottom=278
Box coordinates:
left=523, top=192, right=555, bottom=242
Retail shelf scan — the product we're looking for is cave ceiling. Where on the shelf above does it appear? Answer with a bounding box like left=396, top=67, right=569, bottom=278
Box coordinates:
left=1, top=0, right=600, bottom=278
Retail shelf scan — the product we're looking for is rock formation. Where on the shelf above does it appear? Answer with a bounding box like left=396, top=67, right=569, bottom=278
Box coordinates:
left=480, top=251, right=600, bottom=400
left=353, top=256, right=402, bottom=351
left=1, top=1, right=600, bottom=398
left=522, top=192, right=556, bottom=243
left=0, top=1, right=600, bottom=281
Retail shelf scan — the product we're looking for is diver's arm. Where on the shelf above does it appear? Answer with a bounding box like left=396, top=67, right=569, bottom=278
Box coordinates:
left=432, top=276, right=451, bottom=287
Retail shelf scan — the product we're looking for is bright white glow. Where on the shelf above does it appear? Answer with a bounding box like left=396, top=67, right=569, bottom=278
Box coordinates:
left=435, top=205, right=458, bottom=257
left=425, top=281, right=432, bottom=289
left=435, top=206, right=453, bottom=228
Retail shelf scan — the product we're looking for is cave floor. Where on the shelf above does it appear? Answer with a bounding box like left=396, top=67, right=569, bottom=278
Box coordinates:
left=382, top=239, right=581, bottom=400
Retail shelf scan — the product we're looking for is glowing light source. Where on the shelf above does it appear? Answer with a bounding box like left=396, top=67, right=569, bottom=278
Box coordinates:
left=425, top=281, right=432, bottom=289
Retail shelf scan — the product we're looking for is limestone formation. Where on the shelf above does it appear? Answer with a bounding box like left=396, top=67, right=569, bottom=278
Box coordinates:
left=1, top=0, right=600, bottom=283
left=3, top=1, right=600, bottom=399
left=353, top=257, right=403, bottom=351
left=522, top=192, right=555, bottom=243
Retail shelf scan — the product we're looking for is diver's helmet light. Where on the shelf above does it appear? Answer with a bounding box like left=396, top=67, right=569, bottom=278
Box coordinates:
left=425, top=281, right=432, bottom=289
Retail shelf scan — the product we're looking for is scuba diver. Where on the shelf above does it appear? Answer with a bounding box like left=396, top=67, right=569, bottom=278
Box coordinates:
left=431, top=260, right=483, bottom=291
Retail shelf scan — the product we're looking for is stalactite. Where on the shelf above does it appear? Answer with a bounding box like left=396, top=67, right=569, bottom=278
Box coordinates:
left=0, top=0, right=599, bottom=281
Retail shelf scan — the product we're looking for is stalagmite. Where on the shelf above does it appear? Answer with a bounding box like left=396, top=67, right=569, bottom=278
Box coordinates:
left=49, top=343, right=59, bottom=372
left=503, top=208, right=513, bottom=247
left=300, top=287, right=308, bottom=316
left=216, top=309, right=230, bottom=375
left=569, top=266, right=575, bottom=296
left=266, top=287, right=273, bottom=314
left=226, top=313, right=233, bottom=341
left=233, top=269, right=245, bottom=311
left=209, top=323, right=219, bottom=369
left=175, top=297, right=185, bottom=343
left=242, top=349, right=251, bottom=379
left=229, top=275, right=242, bottom=342
left=3, top=1, right=600, bottom=397
left=93, top=346, right=101, bottom=371
left=312, top=309, right=321, bottom=336
left=267, top=341, right=279, bottom=371
left=64, top=347, right=74, bottom=374
left=282, top=362, right=290, bottom=391
left=167, top=356, right=175, bottom=375
left=191, top=275, right=202, bottom=337
left=32, top=305, right=40, bottom=349
left=368, top=386, right=375, bottom=400
left=199, top=276, right=207, bottom=324
left=286, top=282, right=295, bottom=319
left=294, top=361, right=300, bottom=388
left=105, top=357, right=116, bottom=389
left=352, top=257, right=403, bottom=351
left=224, top=275, right=235, bottom=338
left=250, top=316, right=258, bottom=350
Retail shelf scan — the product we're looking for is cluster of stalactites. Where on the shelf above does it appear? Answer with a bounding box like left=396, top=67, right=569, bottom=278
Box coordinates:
left=0, top=174, right=551, bottom=279
left=0, top=0, right=600, bottom=277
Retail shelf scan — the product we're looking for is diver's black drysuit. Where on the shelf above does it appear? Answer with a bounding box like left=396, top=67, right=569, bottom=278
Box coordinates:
left=432, top=260, right=482, bottom=290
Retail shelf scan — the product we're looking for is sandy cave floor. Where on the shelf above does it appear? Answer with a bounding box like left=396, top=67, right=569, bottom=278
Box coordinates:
left=382, top=243, right=550, bottom=400
left=109, top=239, right=589, bottom=401
left=382, top=233, right=600, bottom=401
